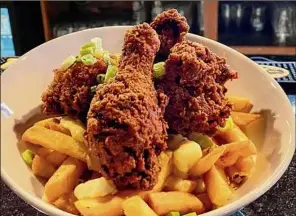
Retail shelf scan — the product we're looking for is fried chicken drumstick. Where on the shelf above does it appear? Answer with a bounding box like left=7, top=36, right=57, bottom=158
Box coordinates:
left=156, top=40, right=238, bottom=136
left=42, top=61, right=107, bottom=120
left=86, top=24, right=168, bottom=190
left=150, top=9, right=189, bottom=61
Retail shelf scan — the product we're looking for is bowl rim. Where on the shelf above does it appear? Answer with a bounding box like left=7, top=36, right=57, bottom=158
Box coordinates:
left=1, top=26, right=295, bottom=216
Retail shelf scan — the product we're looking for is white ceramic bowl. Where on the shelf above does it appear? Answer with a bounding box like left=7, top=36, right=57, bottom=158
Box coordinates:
left=1, top=26, right=295, bottom=216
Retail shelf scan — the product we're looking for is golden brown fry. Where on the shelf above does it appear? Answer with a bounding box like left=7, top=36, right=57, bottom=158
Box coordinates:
left=194, top=178, right=206, bottom=194
left=164, top=176, right=197, bottom=193
left=34, top=118, right=58, bottom=128
left=53, top=192, right=80, bottom=215
left=235, top=155, right=256, bottom=174
left=60, top=116, right=86, bottom=143
left=44, top=157, right=86, bottom=202
left=46, top=151, right=67, bottom=167
left=190, top=145, right=226, bottom=177
left=75, top=196, right=124, bottom=216
left=227, top=96, right=253, bottom=113
left=36, top=147, right=54, bottom=157
left=218, top=140, right=257, bottom=167
left=123, top=196, right=157, bottom=216
left=204, top=165, right=232, bottom=206
left=22, top=126, right=87, bottom=162
left=32, top=155, right=56, bottom=179
left=226, top=165, right=248, bottom=185
left=217, top=124, right=248, bottom=142
left=147, top=192, right=205, bottom=215
left=231, top=112, right=261, bottom=128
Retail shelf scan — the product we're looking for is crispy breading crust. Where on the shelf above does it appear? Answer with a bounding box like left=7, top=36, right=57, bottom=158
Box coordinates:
left=156, top=40, right=238, bottom=135
left=42, top=60, right=107, bottom=120
left=150, top=9, right=189, bottom=60
left=86, top=23, right=168, bottom=190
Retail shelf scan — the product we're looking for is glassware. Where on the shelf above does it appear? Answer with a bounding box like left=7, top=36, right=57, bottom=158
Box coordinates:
left=272, top=5, right=295, bottom=44
left=221, top=4, right=231, bottom=30
left=250, top=6, right=266, bottom=32
left=152, top=1, right=163, bottom=20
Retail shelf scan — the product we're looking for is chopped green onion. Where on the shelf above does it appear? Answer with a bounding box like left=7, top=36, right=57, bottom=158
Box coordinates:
left=105, top=65, right=118, bottom=83
left=76, top=55, right=81, bottom=62
left=80, top=46, right=95, bottom=56
left=183, top=213, right=197, bottom=216
left=103, top=51, right=112, bottom=65
left=61, top=55, right=76, bottom=70
left=188, top=132, right=214, bottom=149
left=97, top=74, right=106, bottom=84
left=22, top=149, right=34, bottom=167
left=81, top=54, right=97, bottom=65
left=166, top=212, right=180, bottom=216
left=153, top=62, right=166, bottom=79
left=94, top=49, right=104, bottom=59
left=90, top=85, right=97, bottom=93
left=218, top=116, right=234, bottom=133
left=91, top=37, right=103, bottom=51
left=81, top=42, right=96, bottom=49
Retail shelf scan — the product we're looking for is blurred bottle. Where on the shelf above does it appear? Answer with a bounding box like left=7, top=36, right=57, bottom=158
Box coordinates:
left=197, top=1, right=204, bottom=34
left=221, top=4, right=231, bottom=31
left=272, top=5, right=295, bottom=44
left=231, top=3, right=244, bottom=30
left=250, top=6, right=266, bottom=32
left=133, top=1, right=146, bottom=24
left=152, top=1, right=163, bottom=20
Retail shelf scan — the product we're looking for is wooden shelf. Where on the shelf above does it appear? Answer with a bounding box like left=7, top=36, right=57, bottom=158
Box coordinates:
left=231, top=46, right=296, bottom=56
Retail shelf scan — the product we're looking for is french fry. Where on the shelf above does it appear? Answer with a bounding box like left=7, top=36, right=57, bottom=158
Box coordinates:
left=226, top=165, right=248, bottom=185
left=44, top=157, right=86, bottom=202
left=48, top=122, right=71, bottom=136
left=235, top=155, right=257, bottom=174
left=147, top=192, right=205, bottom=215
left=196, top=193, right=213, bottom=211
left=53, top=192, right=80, bottom=215
left=164, top=176, right=197, bottom=193
left=32, top=155, right=56, bottom=179
left=74, top=177, right=117, bottom=200
left=231, top=112, right=261, bottom=128
left=173, top=141, right=202, bottom=178
left=227, top=96, right=253, bottom=113
left=190, top=145, right=226, bottom=177
left=34, top=117, right=58, bottom=128
left=46, top=151, right=67, bottom=167
left=22, top=126, right=87, bottom=162
left=123, top=196, right=157, bottom=216
left=60, top=117, right=86, bottom=143
left=204, top=166, right=232, bottom=206
left=217, top=124, right=248, bottom=142
left=218, top=140, right=257, bottom=167
left=75, top=196, right=124, bottom=216
left=36, top=147, right=54, bottom=157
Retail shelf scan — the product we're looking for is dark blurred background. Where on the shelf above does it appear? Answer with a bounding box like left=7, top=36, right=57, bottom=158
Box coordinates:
left=1, top=1, right=295, bottom=60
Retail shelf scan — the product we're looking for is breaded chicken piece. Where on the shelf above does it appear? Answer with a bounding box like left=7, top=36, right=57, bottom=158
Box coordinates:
left=150, top=9, right=189, bottom=61
left=42, top=61, right=107, bottom=121
left=86, top=23, right=168, bottom=190
left=156, top=40, right=238, bottom=136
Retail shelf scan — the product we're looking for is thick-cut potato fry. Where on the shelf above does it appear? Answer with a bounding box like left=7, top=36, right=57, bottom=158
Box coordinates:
left=204, top=166, right=232, bottom=206
left=75, top=196, right=124, bottom=216
left=48, top=122, right=71, bottom=136
left=60, top=117, right=86, bottom=143
left=235, top=155, right=256, bottom=174
left=32, top=155, right=56, bottom=179
left=117, top=151, right=173, bottom=200
left=173, top=141, right=202, bottom=178
left=123, top=196, right=157, bottom=216
left=37, top=147, right=54, bottom=157
left=227, top=96, right=253, bottom=113
left=231, top=112, right=261, bottom=128
left=218, top=140, right=257, bottom=167
left=34, top=118, right=58, bottom=128
left=147, top=192, right=205, bottom=215
left=22, top=126, right=87, bottom=162
left=74, top=177, right=117, bottom=200
left=241, top=116, right=265, bottom=148
left=46, top=151, right=67, bottom=167
left=196, top=193, right=213, bottom=211
left=217, top=124, right=248, bottom=142
left=44, top=157, right=86, bottom=202
left=164, top=176, right=197, bottom=193
left=226, top=166, right=248, bottom=185
left=53, top=192, right=80, bottom=215
left=190, top=145, right=226, bottom=177
left=34, top=117, right=71, bottom=135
